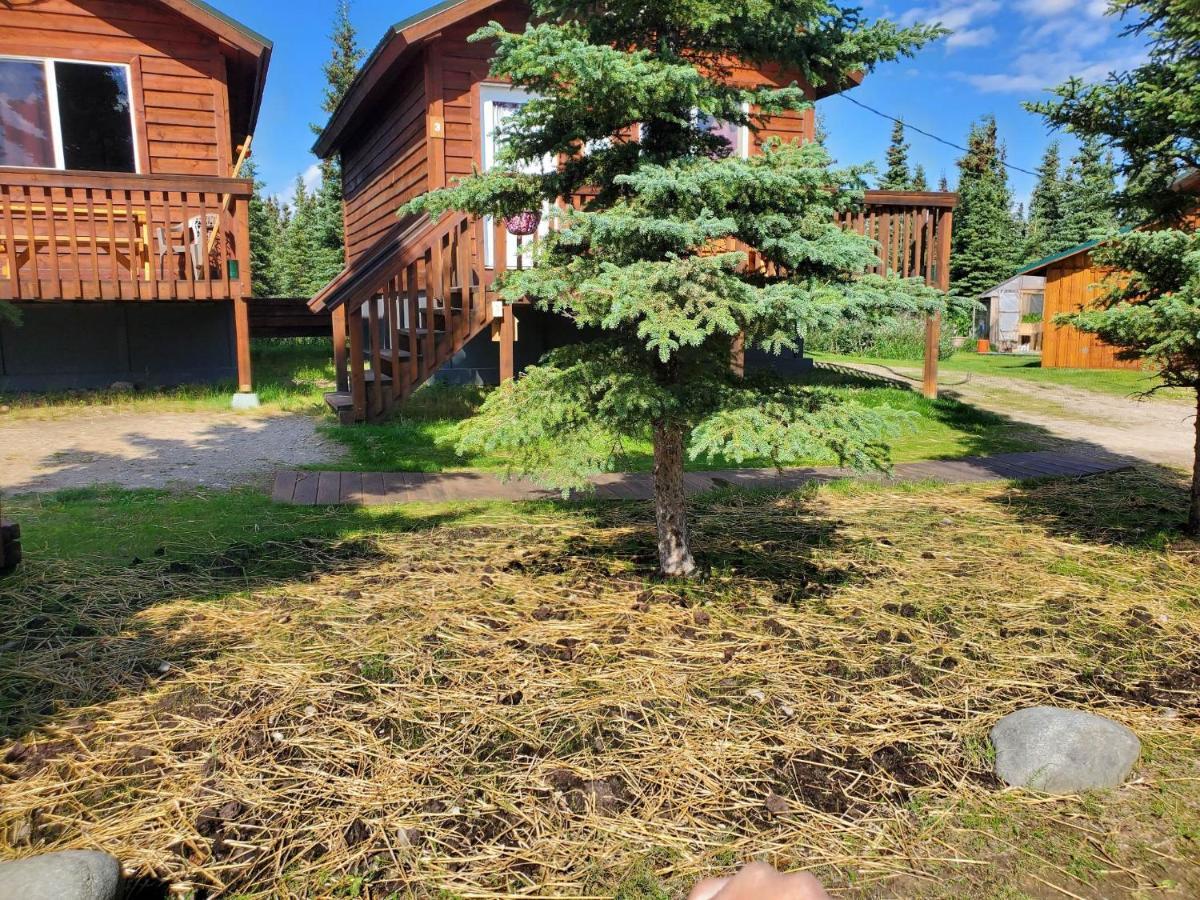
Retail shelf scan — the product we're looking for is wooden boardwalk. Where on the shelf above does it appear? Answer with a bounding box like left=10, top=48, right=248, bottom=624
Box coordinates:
left=273, top=450, right=1132, bottom=507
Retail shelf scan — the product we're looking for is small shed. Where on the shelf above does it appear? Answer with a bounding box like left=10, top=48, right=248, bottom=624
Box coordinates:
left=977, top=273, right=1045, bottom=352
left=1014, top=238, right=1139, bottom=370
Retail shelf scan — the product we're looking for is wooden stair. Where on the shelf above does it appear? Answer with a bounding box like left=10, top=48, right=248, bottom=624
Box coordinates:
left=320, top=213, right=512, bottom=423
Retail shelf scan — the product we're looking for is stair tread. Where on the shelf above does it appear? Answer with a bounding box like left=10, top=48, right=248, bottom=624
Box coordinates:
left=324, top=391, right=353, bottom=410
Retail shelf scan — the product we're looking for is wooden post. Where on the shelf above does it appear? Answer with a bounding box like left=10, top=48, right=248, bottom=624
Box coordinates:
left=923, top=208, right=954, bottom=400
left=332, top=304, right=348, bottom=392
left=499, top=303, right=515, bottom=382
left=233, top=296, right=252, bottom=392
left=348, top=306, right=367, bottom=422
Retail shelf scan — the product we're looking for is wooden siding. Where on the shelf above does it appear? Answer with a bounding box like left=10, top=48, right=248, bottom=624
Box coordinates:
left=0, top=0, right=236, bottom=177
left=338, top=0, right=821, bottom=267
left=1040, top=252, right=1140, bottom=370
left=340, top=59, right=428, bottom=263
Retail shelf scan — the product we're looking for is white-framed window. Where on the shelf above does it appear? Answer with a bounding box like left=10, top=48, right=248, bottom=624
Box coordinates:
left=480, top=83, right=552, bottom=269
left=0, top=55, right=139, bottom=173
left=695, top=102, right=751, bottom=159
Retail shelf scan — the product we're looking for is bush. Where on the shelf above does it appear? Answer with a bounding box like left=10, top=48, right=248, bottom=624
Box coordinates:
left=806, top=316, right=957, bottom=360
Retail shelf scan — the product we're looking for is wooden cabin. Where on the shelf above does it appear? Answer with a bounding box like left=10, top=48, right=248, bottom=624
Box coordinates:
left=310, top=0, right=956, bottom=423
left=0, top=0, right=270, bottom=394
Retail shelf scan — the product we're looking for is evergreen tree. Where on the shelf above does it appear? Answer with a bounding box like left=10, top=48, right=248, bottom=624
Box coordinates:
left=309, top=0, right=365, bottom=293
left=1028, top=0, right=1200, bottom=533
left=405, top=0, right=947, bottom=575
left=937, top=171, right=949, bottom=192
left=1059, top=136, right=1118, bottom=244
left=278, top=176, right=318, bottom=297
left=880, top=119, right=911, bottom=190
left=318, top=0, right=362, bottom=119
left=950, top=116, right=1021, bottom=299
left=1023, top=141, right=1069, bottom=262
left=910, top=163, right=928, bottom=191
left=243, top=159, right=283, bottom=297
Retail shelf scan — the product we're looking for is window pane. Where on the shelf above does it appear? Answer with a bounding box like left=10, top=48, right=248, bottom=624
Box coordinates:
left=0, top=59, right=56, bottom=167
left=697, top=113, right=741, bottom=157
left=54, top=61, right=135, bottom=173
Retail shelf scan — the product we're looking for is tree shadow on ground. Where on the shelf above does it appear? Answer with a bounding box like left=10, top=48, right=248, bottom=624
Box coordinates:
left=0, top=487, right=517, bottom=744
left=988, top=464, right=1196, bottom=549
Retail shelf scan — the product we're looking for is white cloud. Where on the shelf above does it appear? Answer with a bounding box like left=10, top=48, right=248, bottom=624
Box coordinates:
left=946, top=25, right=997, bottom=48
left=1015, top=0, right=1110, bottom=16
left=962, top=48, right=1145, bottom=93
left=899, top=0, right=999, bottom=30
left=302, top=163, right=322, bottom=193
left=1023, top=16, right=1111, bottom=50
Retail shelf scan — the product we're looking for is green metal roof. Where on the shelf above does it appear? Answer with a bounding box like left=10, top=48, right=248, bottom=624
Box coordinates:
left=391, top=0, right=470, bottom=33
left=182, top=0, right=273, bottom=49
left=1012, top=225, right=1135, bottom=278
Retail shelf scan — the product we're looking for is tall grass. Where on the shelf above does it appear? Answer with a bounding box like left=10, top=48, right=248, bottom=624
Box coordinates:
left=807, top=317, right=957, bottom=361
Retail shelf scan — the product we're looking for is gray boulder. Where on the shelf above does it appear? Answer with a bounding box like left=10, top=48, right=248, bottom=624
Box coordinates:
left=990, top=706, right=1140, bottom=794
left=0, top=850, right=121, bottom=900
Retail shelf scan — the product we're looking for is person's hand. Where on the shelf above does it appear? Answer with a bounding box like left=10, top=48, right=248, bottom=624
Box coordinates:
left=687, top=862, right=831, bottom=900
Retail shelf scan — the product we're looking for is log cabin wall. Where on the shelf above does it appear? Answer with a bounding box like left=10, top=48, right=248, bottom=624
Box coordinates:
left=340, top=61, right=427, bottom=264
left=0, top=0, right=239, bottom=177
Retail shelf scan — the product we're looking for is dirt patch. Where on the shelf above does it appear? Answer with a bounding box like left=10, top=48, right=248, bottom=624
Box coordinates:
left=0, top=410, right=337, bottom=494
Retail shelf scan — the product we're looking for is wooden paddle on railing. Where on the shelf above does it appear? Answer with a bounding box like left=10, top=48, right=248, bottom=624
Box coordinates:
left=207, top=135, right=253, bottom=256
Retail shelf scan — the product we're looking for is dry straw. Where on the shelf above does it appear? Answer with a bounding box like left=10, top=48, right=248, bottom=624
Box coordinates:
left=1, top=470, right=1198, bottom=897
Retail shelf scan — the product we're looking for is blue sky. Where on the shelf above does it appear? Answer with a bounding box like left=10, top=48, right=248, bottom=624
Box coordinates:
left=218, top=0, right=1144, bottom=210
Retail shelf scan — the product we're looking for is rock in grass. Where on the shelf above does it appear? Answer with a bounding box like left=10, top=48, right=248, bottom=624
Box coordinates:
left=0, top=850, right=122, bottom=900
left=990, top=706, right=1140, bottom=794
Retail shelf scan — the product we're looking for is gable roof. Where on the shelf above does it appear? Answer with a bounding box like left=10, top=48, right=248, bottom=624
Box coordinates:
left=1015, top=226, right=1137, bottom=278
left=158, top=0, right=273, bottom=139
left=313, top=0, right=863, bottom=158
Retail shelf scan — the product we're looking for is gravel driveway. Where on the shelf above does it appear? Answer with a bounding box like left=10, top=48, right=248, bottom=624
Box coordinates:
left=840, top=361, right=1197, bottom=469
left=0, top=410, right=338, bottom=495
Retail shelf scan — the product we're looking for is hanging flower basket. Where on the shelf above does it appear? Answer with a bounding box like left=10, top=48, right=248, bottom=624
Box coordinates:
left=503, top=209, right=541, bottom=236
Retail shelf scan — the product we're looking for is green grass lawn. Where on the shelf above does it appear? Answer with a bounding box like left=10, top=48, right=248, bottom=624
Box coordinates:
left=323, top=367, right=1042, bottom=473
left=0, top=338, right=334, bottom=418
left=810, top=349, right=1182, bottom=400
left=1, top=339, right=1048, bottom=474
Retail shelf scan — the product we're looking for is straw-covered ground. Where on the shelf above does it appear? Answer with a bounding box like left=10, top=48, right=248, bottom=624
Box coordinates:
left=1, top=469, right=1198, bottom=899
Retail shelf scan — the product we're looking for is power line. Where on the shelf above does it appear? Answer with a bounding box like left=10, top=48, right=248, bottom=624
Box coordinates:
left=835, top=93, right=1040, bottom=178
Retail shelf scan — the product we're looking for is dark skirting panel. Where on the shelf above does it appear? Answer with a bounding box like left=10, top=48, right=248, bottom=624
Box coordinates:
left=0, top=301, right=237, bottom=392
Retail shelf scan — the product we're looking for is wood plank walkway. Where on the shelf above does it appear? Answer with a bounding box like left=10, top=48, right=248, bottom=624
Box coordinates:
left=273, top=450, right=1133, bottom=507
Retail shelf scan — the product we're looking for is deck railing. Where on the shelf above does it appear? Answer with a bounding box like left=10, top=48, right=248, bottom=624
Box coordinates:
left=0, top=168, right=253, bottom=302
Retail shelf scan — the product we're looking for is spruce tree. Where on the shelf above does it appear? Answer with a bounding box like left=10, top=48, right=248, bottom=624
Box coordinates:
left=910, top=163, right=928, bottom=191
left=1028, top=0, right=1200, bottom=534
left=950, top=116, right=1020, bottom=299
left=243, top=159, right=283, bottom=297
left=278, top=177, right=317, bottom=297
left=937, top=172, right=949, bottom=192
left=1059, top=136, right=1118, bottom=244
left=1023, top=141, right=1070, bottom=262
left=405, top=0, right=946, bottom=575
left=880, top=119, right=911, bottom=190
left=310, top=0, right=365, bottom=292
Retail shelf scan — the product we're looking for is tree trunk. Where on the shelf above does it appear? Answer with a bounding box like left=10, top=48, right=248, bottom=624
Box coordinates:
left=652, top=420, right=697, bottom=577
left=1189, top=389, right=1200, bottom=536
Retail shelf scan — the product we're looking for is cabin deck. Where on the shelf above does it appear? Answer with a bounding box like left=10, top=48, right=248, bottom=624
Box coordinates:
left=0, top=168, right=253, bottom=303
